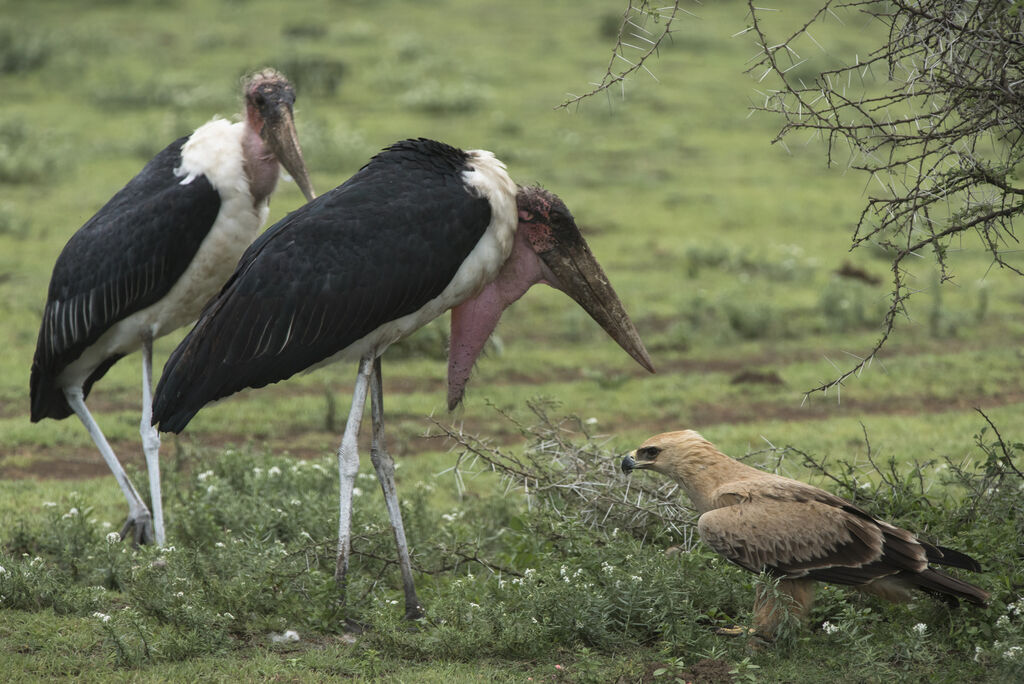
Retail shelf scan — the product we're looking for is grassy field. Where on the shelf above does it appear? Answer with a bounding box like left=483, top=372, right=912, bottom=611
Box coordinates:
left=1, top=0, right=1022, bottom=681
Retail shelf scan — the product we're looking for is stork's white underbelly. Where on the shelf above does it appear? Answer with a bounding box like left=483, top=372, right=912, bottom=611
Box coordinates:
left=58, top=195, right=269, bottom=388
left=310, top=147, right=519, bottom=371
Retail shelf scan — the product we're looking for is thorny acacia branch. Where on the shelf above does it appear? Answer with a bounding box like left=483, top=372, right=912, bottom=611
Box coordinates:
left=427, top=399, right=696, bottom=542
left=744, top=1, right=1024, bottom=396
left=558, top=1, right=684, bottom=110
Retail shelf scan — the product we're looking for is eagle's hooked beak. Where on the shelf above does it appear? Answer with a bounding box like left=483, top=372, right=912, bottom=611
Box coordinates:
left=620, top=453, right=638, bottom=474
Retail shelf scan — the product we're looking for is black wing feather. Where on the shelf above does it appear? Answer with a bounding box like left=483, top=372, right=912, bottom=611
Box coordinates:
left=30, top=136, right=222, bottom=421
left=154, top=139, right=493, bottom=432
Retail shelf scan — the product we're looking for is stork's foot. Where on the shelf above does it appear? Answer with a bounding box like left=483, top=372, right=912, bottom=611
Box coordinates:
left=342, top=617, right=369, bottom=635
left=404, top=604, right=425, bottom=621
left=119, top=511, right=155, bottom=547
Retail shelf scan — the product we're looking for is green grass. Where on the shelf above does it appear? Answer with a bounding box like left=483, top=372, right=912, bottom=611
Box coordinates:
left=1, top=0, right=1023, bottom=680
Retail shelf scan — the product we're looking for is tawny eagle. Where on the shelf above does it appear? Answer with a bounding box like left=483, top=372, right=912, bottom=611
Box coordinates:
left=621, top=430, right=988, bottom=638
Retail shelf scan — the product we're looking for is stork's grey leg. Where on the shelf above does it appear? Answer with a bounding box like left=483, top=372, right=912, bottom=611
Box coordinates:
left=335, top=355, right=373, bottom=588
left=139, top=335, right=165, bottom=547
left=64, top=386, right=153, bottom=545
left=369, top=357, right=424, bottom=620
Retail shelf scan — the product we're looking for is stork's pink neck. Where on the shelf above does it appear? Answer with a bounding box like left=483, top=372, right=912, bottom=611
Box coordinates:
left=242, top=112, right=279, bottom=206
left=447, top=225, right=553, bottom=408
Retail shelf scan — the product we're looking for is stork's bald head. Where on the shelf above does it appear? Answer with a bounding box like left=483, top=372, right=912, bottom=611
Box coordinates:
left=620, top=430, right=716, bottom=478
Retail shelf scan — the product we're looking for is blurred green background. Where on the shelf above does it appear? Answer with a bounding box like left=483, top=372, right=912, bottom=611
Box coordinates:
left=1, top=0, right=1022, bottom=680
left=1, top=0, right=1019, bottom=477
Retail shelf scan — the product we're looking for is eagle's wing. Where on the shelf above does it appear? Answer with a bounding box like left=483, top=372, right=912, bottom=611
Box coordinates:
left=697, top=490, right=925, bottom=586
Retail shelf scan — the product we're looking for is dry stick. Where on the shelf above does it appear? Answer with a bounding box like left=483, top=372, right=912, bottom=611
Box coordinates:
left=429, top=405, right=695, bottom=537
left=746, top=0, right=1024, bottom=395
left=974, top=407, right=1024, bottom=479
left=558, top=1, right=682, bottom=110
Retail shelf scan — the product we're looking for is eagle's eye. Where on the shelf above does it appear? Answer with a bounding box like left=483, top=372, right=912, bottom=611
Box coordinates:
left=637, top=446, right=662, bottom=461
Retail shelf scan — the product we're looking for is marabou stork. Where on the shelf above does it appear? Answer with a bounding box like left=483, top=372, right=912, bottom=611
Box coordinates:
left=30, top=69, right=315, bottom=547
left=152, top=138, right=654, bottom=618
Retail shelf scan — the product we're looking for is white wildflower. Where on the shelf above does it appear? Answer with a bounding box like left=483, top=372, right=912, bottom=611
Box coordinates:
left=1008, top=597, right=1024, bottom=616
left=101, top=521, right=112, bottom=529
left=601, top=562, right=614, bottom=576
left=913, top=623, right=927, bottom=636
left=0, top=565, right=7, bottom=577
left=352, top=487, right=363, bottom=497
left=223, top=612, right=235, bottom=620
left=62, top=507, right=79, bottom=519
left=92, top=612, right=111, bottom=623
left=290, top=499, right=301, bottom=506
left=106, top=532, right=120, bottom=545
left=215, top=542, right=225, bottom=548
left=268, top=466, right=281, bottom=477
left=207, top=485, right=216, bottom=494
left=822, top=621, right=838, bottom=634
left=523, top=568, right=536, bottom=578
left=630, top=575, right=642, bottom=583
left=252, top=467, right=263, bottom=477
left=42, top=501, right=57, bottom=508
left=175, top=592, right=184, bottom=598
left=197, top=470, right=215, bottom=482
left=469, top=602, right=480, bottom=609
left=30, top=557, right=43, bottom=567
left=585, top=417, right=598, bottom=425
left=997, top=615, right=1011, bottom=629
left=1003, top=646, right=1023, bottom=661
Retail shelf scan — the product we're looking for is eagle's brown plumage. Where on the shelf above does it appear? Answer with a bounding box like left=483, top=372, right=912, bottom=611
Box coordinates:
left=622, top=430, right=988, bottom=638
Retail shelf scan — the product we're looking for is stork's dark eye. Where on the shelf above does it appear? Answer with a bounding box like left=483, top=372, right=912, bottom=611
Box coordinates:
left=253, top=93, right=267, bottom=107
left=637, top=446, right=662, bottom=461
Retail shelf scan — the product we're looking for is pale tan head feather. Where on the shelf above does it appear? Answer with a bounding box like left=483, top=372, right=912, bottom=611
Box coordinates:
left=630, top=430, right=767, bottom=513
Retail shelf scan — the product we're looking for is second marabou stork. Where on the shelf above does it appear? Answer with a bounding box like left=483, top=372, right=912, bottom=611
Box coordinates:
left=152, top=138, right=654, bottom=618
left=30, top=69, right=315, bottom=547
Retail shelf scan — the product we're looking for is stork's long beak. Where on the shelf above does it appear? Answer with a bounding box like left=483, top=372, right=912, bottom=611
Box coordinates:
left=261, top=105, right=316, bottom=202
left=538, top=229, right=655, bottom=374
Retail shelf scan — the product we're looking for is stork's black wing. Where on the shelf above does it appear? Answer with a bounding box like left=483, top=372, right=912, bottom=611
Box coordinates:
left=153, top=139, right=493, bottom=432
left=30, top=137, right=222, bottom=421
